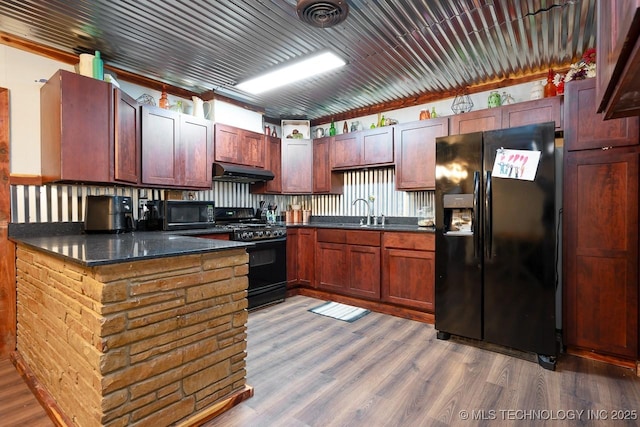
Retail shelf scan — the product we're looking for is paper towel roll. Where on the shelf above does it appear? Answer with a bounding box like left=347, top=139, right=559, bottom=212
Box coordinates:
left=78, top=53, right=94, bottom=77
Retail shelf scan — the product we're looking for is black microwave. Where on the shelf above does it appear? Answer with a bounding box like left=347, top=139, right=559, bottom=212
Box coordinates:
left=146, top=200, right=215, bottom=231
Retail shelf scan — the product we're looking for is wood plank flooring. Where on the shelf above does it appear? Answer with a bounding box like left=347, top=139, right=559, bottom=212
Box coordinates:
left=211, top=295, right=640, bottom=427
left=0, top=356, right=54, bottom=426
left=2, top=295, right=640, bottom=426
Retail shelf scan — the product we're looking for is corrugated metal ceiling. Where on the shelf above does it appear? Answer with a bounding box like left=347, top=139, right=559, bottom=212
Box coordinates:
left=0, top=0, right=596, bottom=122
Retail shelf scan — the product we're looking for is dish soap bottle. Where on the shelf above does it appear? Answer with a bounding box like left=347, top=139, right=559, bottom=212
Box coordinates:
left=329, top=119, right=336, bottom=136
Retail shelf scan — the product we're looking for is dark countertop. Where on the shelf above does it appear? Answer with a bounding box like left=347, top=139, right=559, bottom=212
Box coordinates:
left=288, top=216, right=435, bottom=233
left=12, top=231, right=252, bottom=267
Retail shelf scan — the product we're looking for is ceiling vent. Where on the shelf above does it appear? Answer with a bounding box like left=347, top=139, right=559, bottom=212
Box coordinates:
left=296, top=0, right=349, bottom=28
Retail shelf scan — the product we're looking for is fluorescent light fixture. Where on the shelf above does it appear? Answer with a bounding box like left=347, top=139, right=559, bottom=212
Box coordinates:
left=236, top=51, right=346, bottom=94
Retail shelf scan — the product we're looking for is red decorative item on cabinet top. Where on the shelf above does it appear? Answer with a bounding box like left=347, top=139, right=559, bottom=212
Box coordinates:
left=544, top=69, right=557, bottom=98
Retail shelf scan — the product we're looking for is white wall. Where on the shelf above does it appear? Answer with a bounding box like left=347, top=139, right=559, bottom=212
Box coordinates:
left=0, top=46, right=264, bottom=175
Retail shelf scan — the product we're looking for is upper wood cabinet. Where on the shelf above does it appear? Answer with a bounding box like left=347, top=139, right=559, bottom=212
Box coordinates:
left=596, top=0, right=640, bottom=119
left=251, top=135, right=282, bottom=194
left=214, top=123, right=265, bottom=168
left=564, top=78, right=639, bottom=152
left=394, top=118, right=448, bottom=191
left=332, top=126, right=394, bottom=170
left=313, top=137, right=342, bottom=194
left=449, top=108, right=502, bottom=135
left=282, top=139, right=313, bottom=193
left=141, top=105, right=212, bottom=189
left=41, top=69, right=139, bottom=185
left=501, top=97, right=562, bottom=129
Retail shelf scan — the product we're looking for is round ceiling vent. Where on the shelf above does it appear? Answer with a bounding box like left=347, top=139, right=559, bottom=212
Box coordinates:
left=296, top=0, right=350, bottom=28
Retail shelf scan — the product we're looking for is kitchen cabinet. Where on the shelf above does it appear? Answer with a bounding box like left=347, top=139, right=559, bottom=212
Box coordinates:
left=332, top=126, right=394, bottom=170
left=382, top=232, right=435, bottom=312
left=287, top=227, right=316, bottom=288
left=40, top=69, right=140, bottom=185
left=313, top=137, right=342, bottom=194
left=394, top=118, right=448, bottom=190
left=596, top=0, right=640, bottom=119
left=214, top=123, right=265, bottom=168
left=316, top=229, right=381, bottom=299
left=449, top=108, right=502, bottom=135
left=564, top=79, right=639, bottom=152
left=281, top=138, right=313, bottom=193
left=501, top=97, right=563, bottom=129
left=141, top=105, right=212, bottom=188
left=563, top=75, right=640, bottom=360
left=252, top=135, right=282, bottom=194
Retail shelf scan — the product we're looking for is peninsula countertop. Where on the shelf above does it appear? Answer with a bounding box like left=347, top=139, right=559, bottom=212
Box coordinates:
left=11, top=231, right=252, bottom=267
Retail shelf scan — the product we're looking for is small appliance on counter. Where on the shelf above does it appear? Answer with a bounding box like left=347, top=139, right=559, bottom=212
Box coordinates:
left=139, top=200, right=215, bottom=231
left=84, top=195, right=134, bottom=233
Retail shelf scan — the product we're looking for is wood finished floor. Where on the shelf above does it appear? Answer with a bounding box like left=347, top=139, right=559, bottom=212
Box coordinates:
left=2, top=295, right=639, bottom=426
left=211, top=295, right=640, bottom=427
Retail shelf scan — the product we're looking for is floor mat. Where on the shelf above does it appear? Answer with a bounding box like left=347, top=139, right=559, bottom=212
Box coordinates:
left=309, top=301, right=370, bottom=322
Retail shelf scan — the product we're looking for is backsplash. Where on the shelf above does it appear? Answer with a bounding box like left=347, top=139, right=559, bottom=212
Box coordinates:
left=10, top=169, right=434, bottom=223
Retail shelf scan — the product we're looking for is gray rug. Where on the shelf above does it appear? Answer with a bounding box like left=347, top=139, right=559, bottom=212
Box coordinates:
left=309, top=301, right=370, bottom=322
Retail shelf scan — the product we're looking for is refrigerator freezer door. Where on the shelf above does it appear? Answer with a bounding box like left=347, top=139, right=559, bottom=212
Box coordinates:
left=482, top=123, right=557, bottom=356
left=435, top=132, right=483, bottom=340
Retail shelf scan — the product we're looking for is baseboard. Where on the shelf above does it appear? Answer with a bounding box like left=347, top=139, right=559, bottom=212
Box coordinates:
left=10, top=351, right=72, bottom=427
left=176, top=384, right=254, bottom=427
left=11, top=350, right=254, bottom=426
left=565, top=347, right=638, bottom=373
left=289, top=287, right=435, bottom=324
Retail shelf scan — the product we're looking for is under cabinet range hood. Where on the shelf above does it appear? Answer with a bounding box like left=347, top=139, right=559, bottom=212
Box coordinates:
left=212, top=162, right=275, bottom=183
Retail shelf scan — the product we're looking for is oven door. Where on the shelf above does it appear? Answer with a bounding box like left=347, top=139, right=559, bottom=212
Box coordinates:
left=247, top=238, right=287, bottom=310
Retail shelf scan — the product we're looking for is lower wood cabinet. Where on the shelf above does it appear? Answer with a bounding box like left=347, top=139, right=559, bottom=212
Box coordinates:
left=315, top=229, right=381, bottom=299
left=382, top=232, right=435, bottom=312
left=286, top=228, right=315, bottom=288
left=563, top=147, right=639, bottom=359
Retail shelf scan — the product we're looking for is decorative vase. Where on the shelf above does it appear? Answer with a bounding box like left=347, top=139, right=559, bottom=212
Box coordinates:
left=488, top=91, right=501, bottom=108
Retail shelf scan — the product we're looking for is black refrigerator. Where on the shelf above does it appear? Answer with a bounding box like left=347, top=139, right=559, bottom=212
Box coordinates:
left=434, top=122, right=557, bottom=370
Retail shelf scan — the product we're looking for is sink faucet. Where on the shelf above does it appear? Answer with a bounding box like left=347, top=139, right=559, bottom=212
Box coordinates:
left=352, top=198, right=374, bottom=225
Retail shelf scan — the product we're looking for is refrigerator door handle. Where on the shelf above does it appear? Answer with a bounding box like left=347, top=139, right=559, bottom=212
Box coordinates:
left=485, top=171, right=492, bottom=259
left=473, top=171, right=480, bottom=259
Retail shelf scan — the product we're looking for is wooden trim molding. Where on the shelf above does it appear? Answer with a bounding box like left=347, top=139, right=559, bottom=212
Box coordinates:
left=0, top=31, right=265, bottom=114
left=0, top=87, right=16, bottom=357
left=8, top=174, right=44, bottom=186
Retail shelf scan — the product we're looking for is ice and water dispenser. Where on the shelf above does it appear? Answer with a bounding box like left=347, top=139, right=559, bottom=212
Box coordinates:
left=442, top=193, right=474, bottom=234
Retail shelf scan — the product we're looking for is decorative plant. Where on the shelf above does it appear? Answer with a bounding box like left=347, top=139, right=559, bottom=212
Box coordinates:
left=564, top=48, right=596, bottom=82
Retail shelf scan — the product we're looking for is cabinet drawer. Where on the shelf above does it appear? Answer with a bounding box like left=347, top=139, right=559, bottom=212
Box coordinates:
left=383, top=232, right=434, bottom=251
left=346, top=230, right=380, bottom=246
left=317, top=228, right=346, bottom=244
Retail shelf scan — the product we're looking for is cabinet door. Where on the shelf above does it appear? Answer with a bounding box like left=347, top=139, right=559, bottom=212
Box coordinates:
left=362, top=127, right=394, bottom=166
left=313, top=137, right=342, bottom=194
left=563, top=148, right=639, bottom=358
left=113, top=89, right=140, bottom=184
left=501, top=97, right=562, bottom=129
left=382, top=248, right=435, bottom=311
left=241, top=130, right=265, bottom=168
left=298, top=228, right=316, bottom=287
left=265, top=135, right=283, bottom=193
left=332, top=134, right=361, bottom=168
left=41, top=70, right=111, bottom=183
left=450, top=108, right=502, bottom=135
left=181, top=115, right=212, bottom=188
left=348, top=245, right=381, bottom=299
left=395, top=118, right=448, bottom=190
left=214, top=123, right=240, bottom=164
left=282, top=139, right=313, bottom=193
left=596, top=0, right=640, bottom=118
left=565, top=78, right=639, bottom=151
left=316, top=242, right=348, bottom=292
left=141, top=106, right=180, bottom=186
left=287, top=228, right=299, bottom=287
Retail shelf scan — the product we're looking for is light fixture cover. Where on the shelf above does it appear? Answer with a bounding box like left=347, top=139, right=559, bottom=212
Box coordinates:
left=236, top=51, right=346, bottom=95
